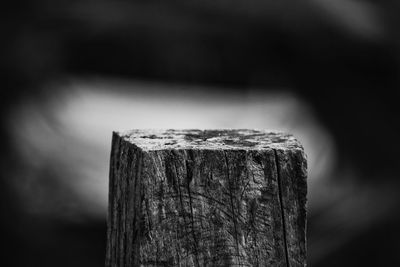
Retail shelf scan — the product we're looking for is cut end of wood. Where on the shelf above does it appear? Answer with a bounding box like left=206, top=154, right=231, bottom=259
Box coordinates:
left=117, top=129, right=304, bottom=151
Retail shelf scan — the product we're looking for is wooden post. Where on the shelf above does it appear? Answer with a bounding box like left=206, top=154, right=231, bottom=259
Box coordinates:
left=106, top=129, right=307, bottom=267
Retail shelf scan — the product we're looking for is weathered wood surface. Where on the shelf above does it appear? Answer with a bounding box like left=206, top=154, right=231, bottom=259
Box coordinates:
left=106, top=129, right=307, bottom=267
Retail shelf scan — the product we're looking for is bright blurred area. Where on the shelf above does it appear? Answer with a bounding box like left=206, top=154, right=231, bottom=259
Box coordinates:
left=2, top=0, right=400, bottom=266
left=7, top=79, right=335, bottom=219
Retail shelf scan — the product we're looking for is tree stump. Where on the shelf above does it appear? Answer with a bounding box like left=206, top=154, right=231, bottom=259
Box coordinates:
left=106, top=129, right=307, bottom=267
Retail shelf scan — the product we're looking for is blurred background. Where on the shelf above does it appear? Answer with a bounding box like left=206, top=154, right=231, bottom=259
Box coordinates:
left=2, top=0, right=400, bottom=266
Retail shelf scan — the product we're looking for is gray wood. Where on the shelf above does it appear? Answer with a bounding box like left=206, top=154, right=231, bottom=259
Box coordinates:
left=106, top=129, right=307, bottom=267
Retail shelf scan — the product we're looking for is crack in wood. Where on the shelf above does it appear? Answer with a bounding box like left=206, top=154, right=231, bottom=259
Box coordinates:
left=185, top=156, right=200, bottom=267
left=173, top=157, right=192, bottom=263
left=274, top=149, right=290, bottom=267
left=224, top=150, right=242, bottom=266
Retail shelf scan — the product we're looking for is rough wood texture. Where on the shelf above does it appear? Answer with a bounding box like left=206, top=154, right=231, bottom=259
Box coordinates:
left=106, top=129, right=307, bottom=267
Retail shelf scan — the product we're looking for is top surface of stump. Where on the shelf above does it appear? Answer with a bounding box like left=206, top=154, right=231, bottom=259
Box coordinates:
left=117, top=129, right=303, bottom=151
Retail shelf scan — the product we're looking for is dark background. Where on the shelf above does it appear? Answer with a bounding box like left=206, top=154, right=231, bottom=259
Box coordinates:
left=2, top=1, right=400, bottom=266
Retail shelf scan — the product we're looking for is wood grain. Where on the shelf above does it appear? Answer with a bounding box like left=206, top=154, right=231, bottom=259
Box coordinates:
left=106, top=129, right=307, bottom=267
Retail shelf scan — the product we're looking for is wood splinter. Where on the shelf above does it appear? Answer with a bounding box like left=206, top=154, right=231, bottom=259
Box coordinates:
left=106, top=129, right=307, bottom=267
